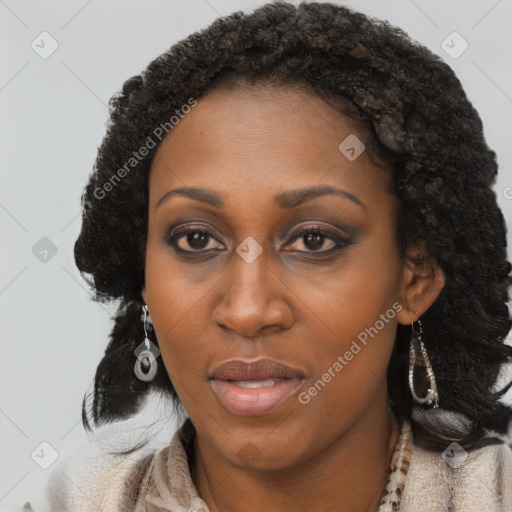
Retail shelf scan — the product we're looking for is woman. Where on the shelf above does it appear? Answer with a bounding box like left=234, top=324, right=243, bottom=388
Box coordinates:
left=23, top=2, right=512, bottom=511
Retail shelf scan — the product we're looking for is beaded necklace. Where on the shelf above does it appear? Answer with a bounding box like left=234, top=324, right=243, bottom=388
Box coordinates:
left=377, top=419, right=413, bottom=511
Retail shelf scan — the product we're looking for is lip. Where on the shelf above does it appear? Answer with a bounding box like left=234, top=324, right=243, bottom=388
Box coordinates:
left=209, top=358, right=305, bottom=416
left=211, top=358, right=305, bottom=381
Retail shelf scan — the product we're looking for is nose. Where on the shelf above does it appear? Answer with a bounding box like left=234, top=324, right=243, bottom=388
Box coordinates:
left=212, top=248, right=294, bottom=338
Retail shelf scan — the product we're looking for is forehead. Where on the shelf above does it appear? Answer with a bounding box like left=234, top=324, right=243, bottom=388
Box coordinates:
left=148, top=84, right=393, bottom=210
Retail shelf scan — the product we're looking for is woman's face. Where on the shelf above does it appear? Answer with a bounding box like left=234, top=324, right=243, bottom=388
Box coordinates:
left=144, top=84, right=425, bottom=470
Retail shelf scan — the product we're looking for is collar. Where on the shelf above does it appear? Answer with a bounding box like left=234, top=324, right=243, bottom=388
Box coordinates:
left=144, top=418, right=207, bottom=512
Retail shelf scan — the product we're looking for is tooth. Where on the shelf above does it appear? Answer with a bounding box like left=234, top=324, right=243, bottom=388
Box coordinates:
left=230, top=379, right=277, bottom=388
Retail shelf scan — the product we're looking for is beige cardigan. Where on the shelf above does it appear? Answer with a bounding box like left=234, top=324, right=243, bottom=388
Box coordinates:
left=22, top=419, right=512, bottom=512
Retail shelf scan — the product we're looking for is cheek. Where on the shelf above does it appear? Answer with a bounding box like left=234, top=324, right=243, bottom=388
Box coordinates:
left=144, top=241, right=203, bottom=377
left=297, top=301, right=399, bottom=429
left=300, top=231, right=402, bottom=394
left=306, top=228, right=401, bottom=339
left=150, top=311, right=209, bottom=408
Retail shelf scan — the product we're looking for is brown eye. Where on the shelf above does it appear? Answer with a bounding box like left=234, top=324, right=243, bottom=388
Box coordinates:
left=165, top=226, right=224, bottom=254
left=179, top=231, right=211, bottom=251
left=283, top=227, right=352, bottom=254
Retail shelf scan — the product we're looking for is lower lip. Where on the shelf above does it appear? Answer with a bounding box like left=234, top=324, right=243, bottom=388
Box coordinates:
left=210, top=378, right=303, bottom=416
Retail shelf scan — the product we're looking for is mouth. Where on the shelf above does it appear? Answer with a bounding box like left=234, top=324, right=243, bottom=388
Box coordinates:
left=209, top=358, right=305, bottom=416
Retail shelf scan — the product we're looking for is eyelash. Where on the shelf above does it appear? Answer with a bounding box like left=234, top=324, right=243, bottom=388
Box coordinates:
left=164, top=224, right=353, bottom=256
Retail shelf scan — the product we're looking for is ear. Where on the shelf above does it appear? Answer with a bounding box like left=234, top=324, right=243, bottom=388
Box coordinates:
left=141, top=288, right=148, bottom=305
left=395, top=240, right=445, bottom=325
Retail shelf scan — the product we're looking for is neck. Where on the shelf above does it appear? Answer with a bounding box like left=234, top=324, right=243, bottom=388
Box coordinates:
left=190, top=403, right=401, bottom=512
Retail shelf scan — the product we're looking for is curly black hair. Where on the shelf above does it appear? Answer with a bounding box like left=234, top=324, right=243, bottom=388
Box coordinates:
left=74, top=1, right=512, bottom=452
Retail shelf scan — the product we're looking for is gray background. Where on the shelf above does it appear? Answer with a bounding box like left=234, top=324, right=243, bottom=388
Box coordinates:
left=1, top=0, right=511, bottom=509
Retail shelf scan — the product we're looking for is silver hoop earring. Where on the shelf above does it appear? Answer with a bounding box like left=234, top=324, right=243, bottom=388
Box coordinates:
left=408, top=318, right=439, bottom=408
left=134, top=304, right=159, bottom=382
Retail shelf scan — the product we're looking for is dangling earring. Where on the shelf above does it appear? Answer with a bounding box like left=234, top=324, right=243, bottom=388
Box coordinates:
left=408, top=318, right=439, bottom=408
left=134, top=304, right=159, bottom=382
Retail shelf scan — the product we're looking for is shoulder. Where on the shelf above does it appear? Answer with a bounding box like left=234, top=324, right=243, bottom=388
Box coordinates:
left=43, top=443, right=158, bottom=512
left=401, top=439, right=512, bottom=511
left=19, top=409, right=185, bottom=512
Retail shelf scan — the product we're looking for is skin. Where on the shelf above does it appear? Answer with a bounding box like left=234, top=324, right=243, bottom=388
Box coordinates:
left=142, top=84, right=445, bottom=512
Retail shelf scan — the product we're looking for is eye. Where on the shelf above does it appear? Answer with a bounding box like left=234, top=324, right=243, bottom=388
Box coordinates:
left=164, top=224, right=353, bottom=256
left=283, top=226, right=351, bottom=253
left=164, top=226, right=224, bottom=253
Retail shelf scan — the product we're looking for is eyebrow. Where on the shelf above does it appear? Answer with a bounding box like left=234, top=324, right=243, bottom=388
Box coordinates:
left=155, top=184, right=365, bottom=210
